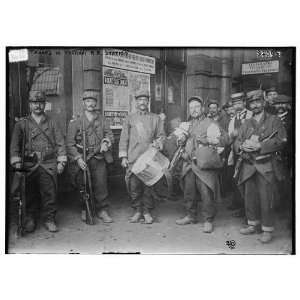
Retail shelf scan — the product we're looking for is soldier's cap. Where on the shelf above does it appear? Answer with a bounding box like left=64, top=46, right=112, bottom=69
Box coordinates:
left=29, top=90, right=46, bottom=102
left=82, top=90, right=98, bottom=102
left=231, top=92, right=245, bottom=102
left=246, top=90, right=264, bottom=103
left=188, top=96, right=204, bottom=105
left=207, top=99, right=219, bottom=107
left=273, top=94, right=292, bottom=104
left=135, top=90, right=150, bottom=100
left=223, top=101, right=233, bottom=109
left=265, top=86, right=278, bottom=94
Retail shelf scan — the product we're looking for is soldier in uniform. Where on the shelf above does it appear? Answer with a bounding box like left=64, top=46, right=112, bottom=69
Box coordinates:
left=234, top=90, right=287, bottom=243
left=207, top=99, right=228, bottom=131
left=67, top=91, right=114, bottom=223
left=10, top=91, right=67, bottom=232
left=264, top=86, right=278, bottom=115
left=271, top=95, right=293, bottom=213
left=119, top=90, right=165, bottom=224
left=175, top=96, right=230, bottom=233
left=227, top=92, right=252, bottom=215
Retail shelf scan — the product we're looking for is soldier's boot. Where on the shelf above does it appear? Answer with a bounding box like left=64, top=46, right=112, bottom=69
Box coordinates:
left=97, top=210, right=113, bottom=223
left=44, top=220, right=58, bottom=232
left=203, top=221, right=214, bottom=233
left=81, top=210, right=86, bottom=222
left=129, top=211, right=143, bottom=223
left=175, top=215, right=195, bottom=225
left=259, top=231, right=273, bottom=244
left=24, top=217, right=36, bottom=233
left=143, top=212, right=154, bottom=224
left=240, top=225, right=258, bottom=235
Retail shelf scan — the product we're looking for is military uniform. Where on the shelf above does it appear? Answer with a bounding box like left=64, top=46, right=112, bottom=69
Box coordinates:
left=264, top=87, right=278, bottom=115
left=180, top=116, right=229, bottom=223
left=227, top=92, right=252, bottom=211
left=66, top=94, right=114, bottom=213
left=176, top=97, right=229, bottom=231
left=234, top=91, right=287, bottom=237
left=10, top=91, right=67, bottom=228
left=207, top=99, right=229, bottom=131
left=272, top=95, right=293, bottom=213
left=119, top=109, right=165, bottom=215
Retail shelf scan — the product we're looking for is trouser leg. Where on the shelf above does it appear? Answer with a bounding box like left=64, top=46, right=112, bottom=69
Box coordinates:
left=243, top=173, right=260, bottom=226
left=256, top=173, right=275, bottom=232
left=128, top=174, right=144, bottom=213
left=25, top=169, right=40, bottom=219
left=143, top=185, right=155, bottom=213
left=196, top=177, right=216, bottom=222
left=183, top=170, right=198, bottom=218
left=39, top=167, right=57, bottom=221
left=88, top=158, right=109, bottom=210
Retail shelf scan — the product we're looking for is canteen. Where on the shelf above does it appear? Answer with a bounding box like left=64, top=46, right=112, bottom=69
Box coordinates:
left=131, top=146, right=170, bottom=186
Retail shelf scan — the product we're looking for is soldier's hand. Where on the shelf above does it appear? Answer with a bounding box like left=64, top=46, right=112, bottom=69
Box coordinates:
left=77, top=158, right=87, bottom=170
left=121, top=157, right=129, bottom=168
left=207, top=136, right=219, bottom=145
left=57, top=162, right=65, bottom=174
left=13, top=162, right=22, bottom=170
left=152, top=139, right=162, bottom=150
left=100, top=142, right=109, bottom=153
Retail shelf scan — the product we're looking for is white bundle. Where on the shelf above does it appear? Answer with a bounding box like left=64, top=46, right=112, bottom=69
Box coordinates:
left=173, top=122, right=190, bottom=139
left=207, top=123, right=221, bottom=139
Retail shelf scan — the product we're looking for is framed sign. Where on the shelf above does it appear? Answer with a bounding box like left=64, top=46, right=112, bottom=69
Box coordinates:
left=242, top=60, right=279, bottom=75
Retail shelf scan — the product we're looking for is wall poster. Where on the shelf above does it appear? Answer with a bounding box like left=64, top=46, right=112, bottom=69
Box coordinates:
left=103, top=67, right=150, bottom=129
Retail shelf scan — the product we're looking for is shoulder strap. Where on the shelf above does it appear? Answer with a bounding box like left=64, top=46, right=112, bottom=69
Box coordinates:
left=28, top=117, right=55, bottom=149
left=89, top=116, right=104, bottom=144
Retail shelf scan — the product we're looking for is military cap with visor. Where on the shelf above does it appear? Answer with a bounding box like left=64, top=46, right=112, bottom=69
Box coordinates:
left=207, top=99, right=219, bottom=107
left=265, top=86, right=278, bottom=94
left=246, top=89, right=264, bottom=103
left=231, top=92, right=245, bottom=103
left=29, top=90, right=46, bottom=102
left=272, top=94, right=292, bottom=104
left=135, top=89, right=150, bottom=100
left=82, top=90, right=99, bottom=102
left=188, top=96, right=204, bottom=105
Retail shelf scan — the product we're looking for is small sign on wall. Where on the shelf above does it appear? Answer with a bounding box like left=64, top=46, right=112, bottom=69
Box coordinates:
left=242, top=60, right=279, bottom=75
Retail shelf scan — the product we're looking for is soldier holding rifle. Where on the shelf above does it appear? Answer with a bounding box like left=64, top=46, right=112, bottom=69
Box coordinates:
left=10, top=91, right=67, bottom=233
left=175, top=96, right=230, bottom=233
left=234, top=90, right=287, bottom=243
left=67, top=91, right=114, bottom=223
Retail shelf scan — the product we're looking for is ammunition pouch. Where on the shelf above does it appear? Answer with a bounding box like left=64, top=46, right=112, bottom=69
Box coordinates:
left=24, top=150, right=56, bottom=167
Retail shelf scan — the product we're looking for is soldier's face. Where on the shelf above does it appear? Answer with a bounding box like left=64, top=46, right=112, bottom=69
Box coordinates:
left=274, top=103, right=289, bottom=114
left=30, top=101, right=45, bottom=115
left=83, top=98, right=97, bottom=111
left=189, top=100, right=203, bottom=118
left=208, top=104, right=218, bottom=117
left=233, top=100, right=245, bottom=112
left=249, top=99, right=264, bottom=115
left=228, top=106, right=235, bottom=118
left=266, top=91, right=278, bottom=105
left=135, top=96, right=149, bottom=111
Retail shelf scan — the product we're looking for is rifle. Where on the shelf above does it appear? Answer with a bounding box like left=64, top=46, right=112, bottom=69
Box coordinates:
left=233, top=130, right=278, bottom=181
left=168, top=144, right=185, bottom=172
left=11, top=121, right=27, bottom=237
left=80, top=118, right=96, bottom=225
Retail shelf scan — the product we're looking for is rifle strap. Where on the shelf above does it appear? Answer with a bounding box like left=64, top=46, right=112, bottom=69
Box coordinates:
left=28, top=117, right=56, bottom=149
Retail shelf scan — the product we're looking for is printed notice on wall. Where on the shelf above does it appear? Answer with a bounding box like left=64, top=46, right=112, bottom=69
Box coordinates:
left=103, top=49, right=155, bottom=74
left=103, top=67, right=150, bottom=129
left=242, top=60, right=279, bottom=75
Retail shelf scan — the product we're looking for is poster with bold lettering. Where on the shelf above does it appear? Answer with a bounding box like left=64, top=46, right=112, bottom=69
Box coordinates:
left=103, top=67, right=150, bottom=128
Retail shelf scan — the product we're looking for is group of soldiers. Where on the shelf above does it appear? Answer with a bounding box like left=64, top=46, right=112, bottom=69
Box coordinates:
left=10, top=86, right=292, bottom=244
